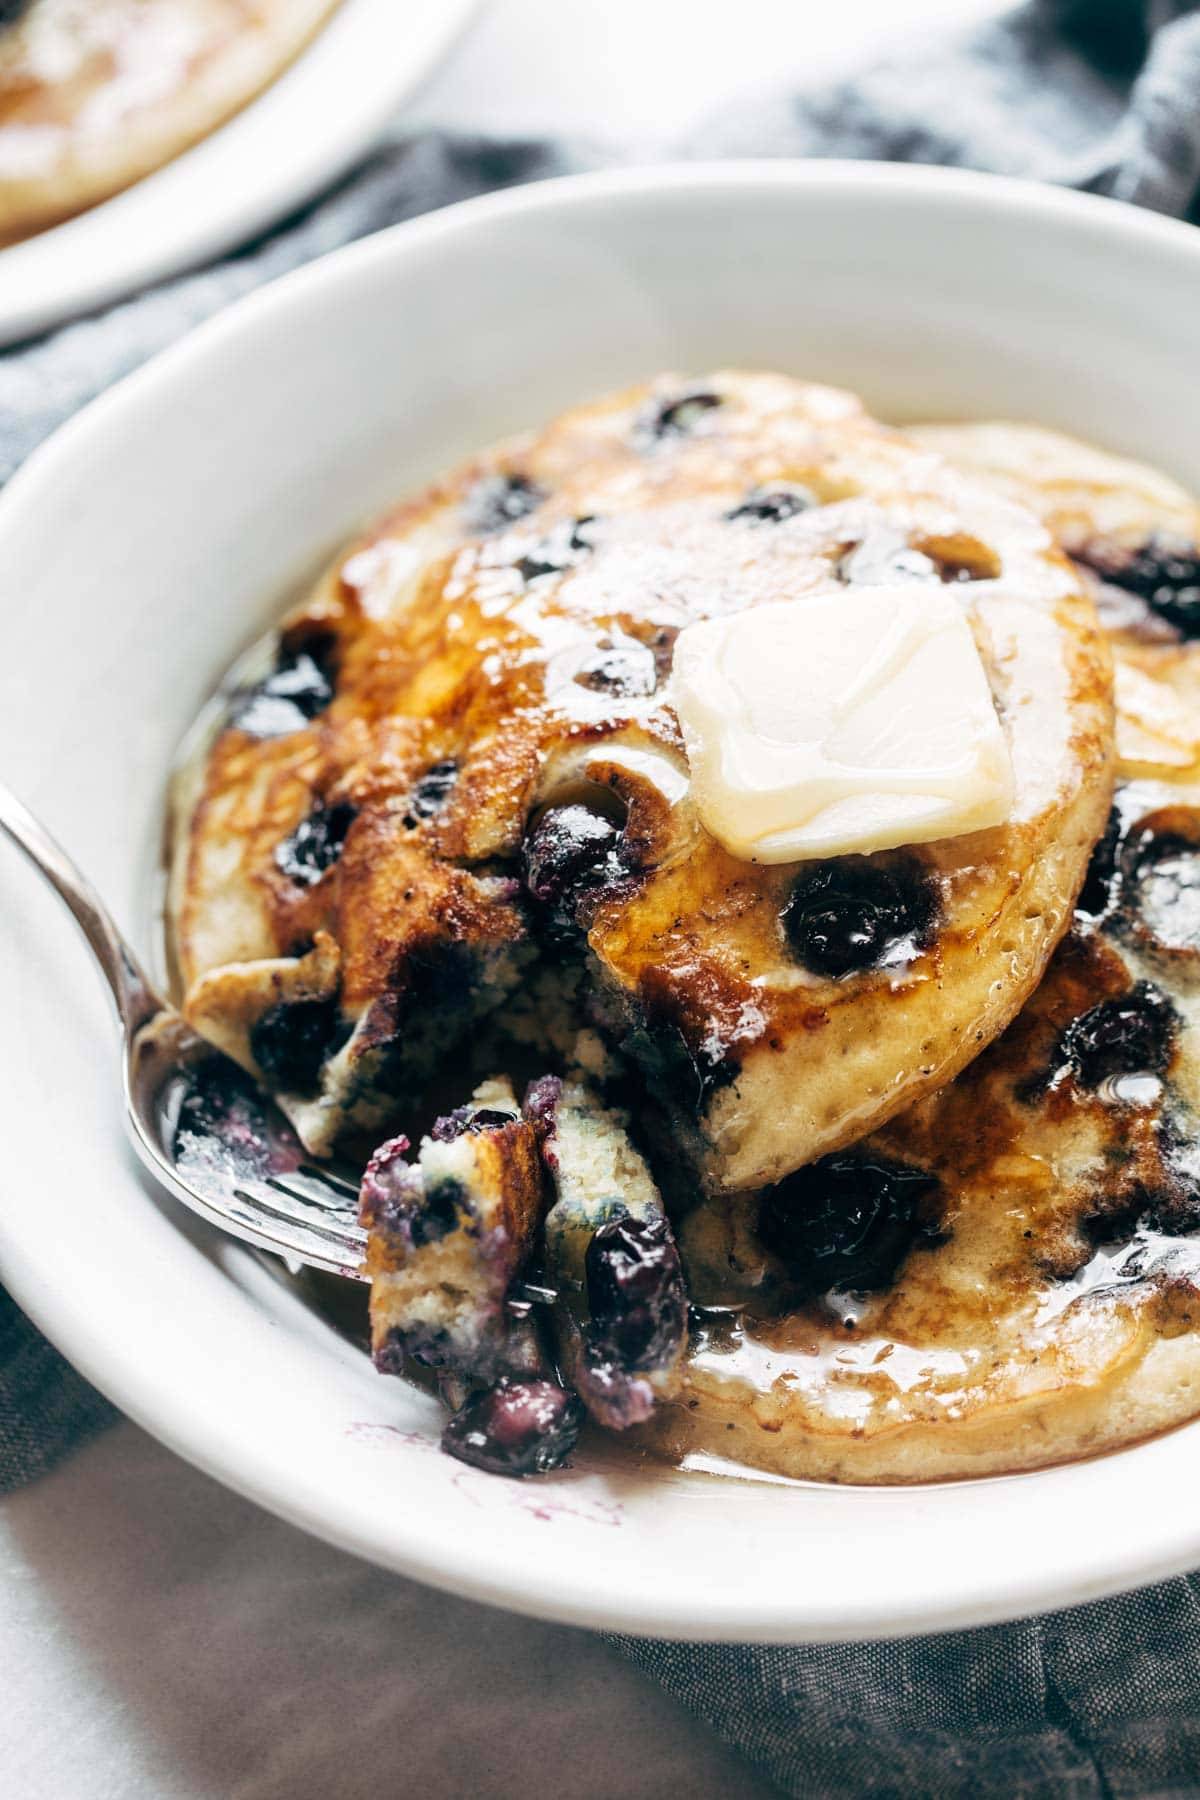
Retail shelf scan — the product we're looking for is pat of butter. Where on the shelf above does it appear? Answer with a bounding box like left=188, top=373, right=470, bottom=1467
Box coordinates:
left=670, top=584, right=1014, bottom=863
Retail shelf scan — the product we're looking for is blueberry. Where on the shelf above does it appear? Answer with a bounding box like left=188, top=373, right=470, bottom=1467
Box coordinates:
left=1123, top=824, right=1200, bottom=952
left=411, top=1177, right=466, bottom=1247
left=726, top=487, right=815, bottom=524
left=249, top=997, right=349, bottom=1092
left=430, top=1106, right=519, bottom=1142
left=274, top=800, right=356, bottom=888
left=249, top=996, right=350, bottom=1093
left=644, top=390, right=722, bottom=442
left=758, top=1154, right=941, bottom=1296
left=441, top=1378, right=584, bottom=1476
left=405, top=760, right=458, bottom=826
left=585, top=1213, right=687, bottom=1373
left=1076, top=806, right=1123, bottom=920
left=248, top=993, right=349, bottom=1087
left=232, top=651, right=333, bottom=739
left=515, top=517, right=595, bottom=583
left=467, top=473, right=547, bottom=535
left=782, top=859, right=937, bottom=979
left=522, top=803, right=627, bottom=939
left=1078, top=537, right=1200, bottom=637
left=0, top=1, right=31, bottom=23
left=357, top=1134, right=415, bottom=1241
left=573, top=642, right=658, bottom=698
left=1058, top=981, right=1178, bottom=1089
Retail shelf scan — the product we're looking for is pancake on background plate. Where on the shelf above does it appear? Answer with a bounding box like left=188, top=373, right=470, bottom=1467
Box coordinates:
left=0, top=0, right=341, bottom=245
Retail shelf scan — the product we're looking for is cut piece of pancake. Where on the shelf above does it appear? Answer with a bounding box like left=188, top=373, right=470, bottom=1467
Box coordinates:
left=642, top=435, right=1200, bottom=1482
left=172, top=371, right=1115, bottom=1188
left=0, top=0, right=341, bottom=244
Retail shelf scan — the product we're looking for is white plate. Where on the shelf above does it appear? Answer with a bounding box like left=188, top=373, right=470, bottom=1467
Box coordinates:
left=0, top=0, right=478, bottom=346
left=2, top=163, right=1200, bottom=1643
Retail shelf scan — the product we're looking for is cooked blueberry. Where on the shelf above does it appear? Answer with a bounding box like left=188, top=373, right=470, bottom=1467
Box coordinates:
left=620, top=1012, right=736, bottom=1113
left=430, top=1105, right=519, bottom=1142
left=232, top=652, right=333, bottom=738
left=644, top=390, right=722, bottom=442
left=585, top=1213, right=687, bottom=1373
left=412, top=1177, right=466, bottom=1247
left=405, top=760, right=458, bottom=826
left=573, top=642, right=658, bottom=697
left=441, top=1378, right=584, bottom=1476
left=357, top=1134, right=414, bottom=1240
left=522, top=1073, right=562, bottom=1137
left=516, top=516, right=595, bottom=583
left=467, top=473, right=547, bottom=535
left=838, top=532, right=937, bottom=585
left=0, top=0, right=31, bottom=22
left=726, top=486, right=815, bottom=524
left=1123, top=824, right=1200, bottom=952
left=758, top=1154, right=941, bottom=1296
left=249, top=995, right=350, bottom=1093
left=1078, top=537, right=1200, bottom=637
left=782, top=859, right=937, bottom=979
left=1058, top=981, right=1178, bottom=1089
left=1076, top=805, right=1123, bottom=920
left=522, top=803, right=627, bottom=939
left=274, top=800, right=356, bottom=887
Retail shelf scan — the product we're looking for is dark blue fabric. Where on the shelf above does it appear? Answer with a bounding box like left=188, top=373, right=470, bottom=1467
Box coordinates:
left=4, top=3, right=1200, bottom=1790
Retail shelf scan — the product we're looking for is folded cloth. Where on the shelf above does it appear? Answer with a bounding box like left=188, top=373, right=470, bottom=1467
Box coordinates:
left=3, top=0, right=1200, bottom=1791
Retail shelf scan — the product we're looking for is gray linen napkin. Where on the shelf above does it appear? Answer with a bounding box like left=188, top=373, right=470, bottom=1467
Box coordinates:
left=3, top=1, right=1200, bottom=1792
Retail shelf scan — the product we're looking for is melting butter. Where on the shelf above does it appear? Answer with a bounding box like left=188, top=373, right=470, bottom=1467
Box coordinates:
left=670, top=583, right=1015, bottom=862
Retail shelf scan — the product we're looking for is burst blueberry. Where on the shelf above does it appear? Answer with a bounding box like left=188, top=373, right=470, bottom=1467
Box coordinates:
left=782, top=859, right=937, bottom=978
left=274, top=800, right=356, bottom=887
left=441, top=1378, right=584, bottom=1476
left=758, top=1154, right=941, bottom=1296
left=249, top=996, right=350, bottom=1093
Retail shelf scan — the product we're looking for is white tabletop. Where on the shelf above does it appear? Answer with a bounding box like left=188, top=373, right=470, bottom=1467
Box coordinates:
left=2, top=4, right=1001, bottom=1794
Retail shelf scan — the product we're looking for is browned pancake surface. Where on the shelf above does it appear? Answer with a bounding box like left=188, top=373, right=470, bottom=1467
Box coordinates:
left=173, top=373, right=1114, bottom=1186
left=645, top=424, right=1200, bottom=1482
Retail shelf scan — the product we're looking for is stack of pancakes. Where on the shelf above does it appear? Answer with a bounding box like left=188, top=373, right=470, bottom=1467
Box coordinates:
left=172, top=370, right=1200, bottom=1481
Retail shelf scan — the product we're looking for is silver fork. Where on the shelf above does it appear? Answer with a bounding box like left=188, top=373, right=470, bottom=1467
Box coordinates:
left=0, top=782, right=369, bottom=1281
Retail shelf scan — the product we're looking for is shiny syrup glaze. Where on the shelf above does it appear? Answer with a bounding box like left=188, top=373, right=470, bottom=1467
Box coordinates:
left=174, top=371, right=1113, bottom=1198
left=174, top=387, right=1200, bottom=1486
left=646, top=695, right=1200, bottom=1481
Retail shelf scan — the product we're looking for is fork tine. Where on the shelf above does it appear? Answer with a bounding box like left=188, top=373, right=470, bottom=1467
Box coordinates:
left=298, top=1161, right=360, bottom=1199
left=267, top=1169, right=366, bottom=1231
left=256, top=1176, right=367, bottom=1244
left=230, top=1180, right=367, bottom=1275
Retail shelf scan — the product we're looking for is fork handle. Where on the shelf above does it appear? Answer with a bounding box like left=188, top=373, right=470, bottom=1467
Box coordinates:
left=0, top=780, right=162, bottom=1035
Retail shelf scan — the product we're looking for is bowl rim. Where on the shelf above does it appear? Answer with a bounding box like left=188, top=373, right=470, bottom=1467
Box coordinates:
left=5, top=158, right=1200, bottom=1642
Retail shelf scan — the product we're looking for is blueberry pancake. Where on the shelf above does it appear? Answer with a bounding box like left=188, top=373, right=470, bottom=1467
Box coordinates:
left=0, top=0, right=341, bottom=245
left=641, top=435, right=1200, bottom=1483
left=173, top=372, right=1114, bottom=1196
left=908, top=421, right=1200, bottom=782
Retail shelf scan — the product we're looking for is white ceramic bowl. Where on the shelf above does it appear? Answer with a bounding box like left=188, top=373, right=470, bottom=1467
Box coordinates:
left=2, top=163, right=1199, bottom=1643
left=0, top=0, right=478, bottom=345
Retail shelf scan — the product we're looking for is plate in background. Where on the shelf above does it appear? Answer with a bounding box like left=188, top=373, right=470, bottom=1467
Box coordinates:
left=1, top=163, right=1199, bottom=1640
left=0, top=0, right=478, bottom=346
